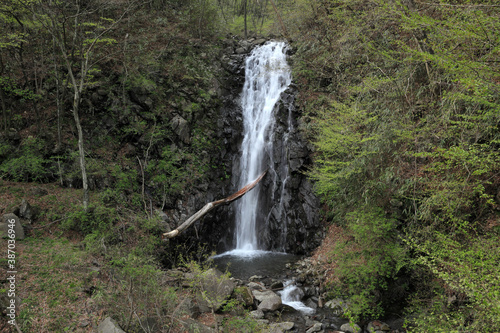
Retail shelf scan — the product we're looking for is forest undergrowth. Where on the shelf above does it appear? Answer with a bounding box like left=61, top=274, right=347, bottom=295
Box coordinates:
left=287, top=0, right=500, bottom=331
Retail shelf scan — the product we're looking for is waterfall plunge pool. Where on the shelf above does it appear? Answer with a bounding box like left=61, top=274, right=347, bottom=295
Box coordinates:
left=211, top=250, right=299, bottom=280
left=211, top=252, right=316, bottom=315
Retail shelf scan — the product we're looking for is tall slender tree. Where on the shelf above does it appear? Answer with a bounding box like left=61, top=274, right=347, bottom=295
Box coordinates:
left=20, top=0, right=138, bottom=210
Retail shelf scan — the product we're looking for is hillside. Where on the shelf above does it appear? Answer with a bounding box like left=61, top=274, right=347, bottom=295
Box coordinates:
left=287, top=0, right=500, bottom=331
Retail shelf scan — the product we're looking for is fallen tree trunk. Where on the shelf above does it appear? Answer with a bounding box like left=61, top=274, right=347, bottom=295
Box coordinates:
left=162, top=170, right=267, bottom=239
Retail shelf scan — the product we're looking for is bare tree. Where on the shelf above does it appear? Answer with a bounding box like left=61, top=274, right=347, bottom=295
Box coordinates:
left=21, top=0, right=138, bottom=210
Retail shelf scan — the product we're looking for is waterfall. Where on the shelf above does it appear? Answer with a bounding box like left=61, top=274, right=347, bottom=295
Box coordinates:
left=235, top=41, right=292, bottom=252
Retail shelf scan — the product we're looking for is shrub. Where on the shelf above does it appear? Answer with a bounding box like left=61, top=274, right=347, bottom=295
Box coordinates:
left=0, top=137, right=53, bottom=182
left=102, top=253, right=180, bottom=332
left=327, top=207, right=408, bottom=321
left=405, top=233, right=500, bottom=332
left=61, top=204, right=116, bottom=235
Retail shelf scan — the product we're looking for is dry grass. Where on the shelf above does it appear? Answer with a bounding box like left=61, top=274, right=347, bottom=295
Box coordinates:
left=310, top=223, right=360, bottom=286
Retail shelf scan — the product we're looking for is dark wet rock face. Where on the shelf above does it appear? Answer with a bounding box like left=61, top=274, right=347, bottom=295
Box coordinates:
left=258, top=85, right=323, bottom=254
left=164, top=38, right=322, bottom=256
left=213, top=39, right=322, bottom=255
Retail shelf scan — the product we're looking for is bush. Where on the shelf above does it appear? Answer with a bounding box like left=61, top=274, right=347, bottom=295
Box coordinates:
left=61, top=204, right=116, bottom=235
left=102, top=253, right=180, bottom=332
left=290, top=0, right=500, bottom=328
left=180, top=0, right=222, bottom=39
left=0, top=137, right=53, bottom=182
left=405, top=233, right=500, bottom=332
left=327, top=207, right=407, bottom=321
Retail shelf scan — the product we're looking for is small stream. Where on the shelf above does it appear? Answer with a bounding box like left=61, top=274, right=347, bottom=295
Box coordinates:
left=212, top=252, right=315, bottom=313
left=213, top=252, right=315, bottom=315
left=279, top=280, right=315, bottom=315
left=212, top=252, right=349, bottom=331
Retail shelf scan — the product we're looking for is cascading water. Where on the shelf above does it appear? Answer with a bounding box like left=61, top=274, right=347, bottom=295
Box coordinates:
left=234, top=41, right=292, bottom=252
left=213, top=41, right=299, bottom=273
left=279, top=280, right=315, bottom=315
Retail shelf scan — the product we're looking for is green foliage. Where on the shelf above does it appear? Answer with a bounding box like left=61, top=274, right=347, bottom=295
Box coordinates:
left=146, top=145, right=191, bottom=201
left=61, top=204, right=117, bottom=236
left=103, top=253, right=179, bottom=332
left=405, top=233, right=500, bottom=332
left=0, top=140, right=14, bottom=161
left=222, top=315, right=268, bottom=332
left=290, top=0, right=500, bottom=327
left=397, top=0, right=500, bottom=116
left=18, top=237, right=89, bottom=332
left=0, top=76, right=41, bottom=101
left=0, top=137, right=53, bottom=182
left=414, top=143, right=499, bottom=235
left=308, top=100, right=378, bottom=208
left=179, top=0, right=223, bottom=38
left=183, top=260, right=233, bottom=311
left=215, top=0, right=280, bottom=36
left=327, top=207, right=407, bottom=320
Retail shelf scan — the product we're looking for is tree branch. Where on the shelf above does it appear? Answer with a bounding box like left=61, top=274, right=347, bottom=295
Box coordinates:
left=162, top=170, right=267, bottom=239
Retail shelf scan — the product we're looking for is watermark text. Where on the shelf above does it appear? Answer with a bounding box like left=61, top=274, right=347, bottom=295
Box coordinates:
left=5, top=217, right=17, bottom=326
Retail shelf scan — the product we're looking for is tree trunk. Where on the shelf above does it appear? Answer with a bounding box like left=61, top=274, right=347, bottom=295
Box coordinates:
left=243, top=0, right=248, bottom=38
left=162, top=170, right=267, bottom=239
left=0, top=88, right=7, bottom=133
left=52, top=36, right=62, bottom=148
left=0, top=56, right=8, bottom=133
left=269, top=0, right=287, bottom=37
left=72, top=90, right=89, bottom=210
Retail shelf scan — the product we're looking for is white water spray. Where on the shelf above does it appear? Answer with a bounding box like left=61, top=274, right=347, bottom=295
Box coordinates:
left=279, top=280, right=315, bottom=315
left=235, top=41, right=292, bottom=252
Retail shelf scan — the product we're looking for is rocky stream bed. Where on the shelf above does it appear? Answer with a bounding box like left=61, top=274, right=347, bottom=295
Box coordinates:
left=94, top=255, right=406, bottom=333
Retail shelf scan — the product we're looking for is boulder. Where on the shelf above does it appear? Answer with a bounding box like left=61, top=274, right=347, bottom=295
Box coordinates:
left=19, top=199, right=38, bottom=220
left=176, top=297, right=201, bottom=318
left=233, top=286, right=254, bottom=307
left=367, top=320, right=391, bottom=332
left=340, top=323, right=362, bottom=333
left=270, top=280, right=284, bottom=290
left=306, top=322, right=323, bottom=333
left=171, top=115, right=190, bottom=144
left=181, top=318, right=215, bottom=333
left=97, top=317, right=126, bottom=333
left=269, top=321, right=295, bottom=333
left=199, top=268, right=235, bottom=311
left=252, top=290, right=282, bottom=312
left=324, top=298, right=349, bottom=316
left=249, top=275, right=263, bottom=281
left=252, top=38, right=267, bottom=46
left=0, top=214, right=25, bottom=240
left=247, top=281, right=264, bottom=290
left=250, top=309, right=265, bottom=319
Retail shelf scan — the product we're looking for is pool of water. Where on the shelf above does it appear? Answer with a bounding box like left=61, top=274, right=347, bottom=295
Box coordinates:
left=211, top=250, right=300, bottom=280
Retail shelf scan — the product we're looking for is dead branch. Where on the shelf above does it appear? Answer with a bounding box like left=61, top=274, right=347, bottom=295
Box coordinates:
left=162, top=170, right=267, bottom=239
